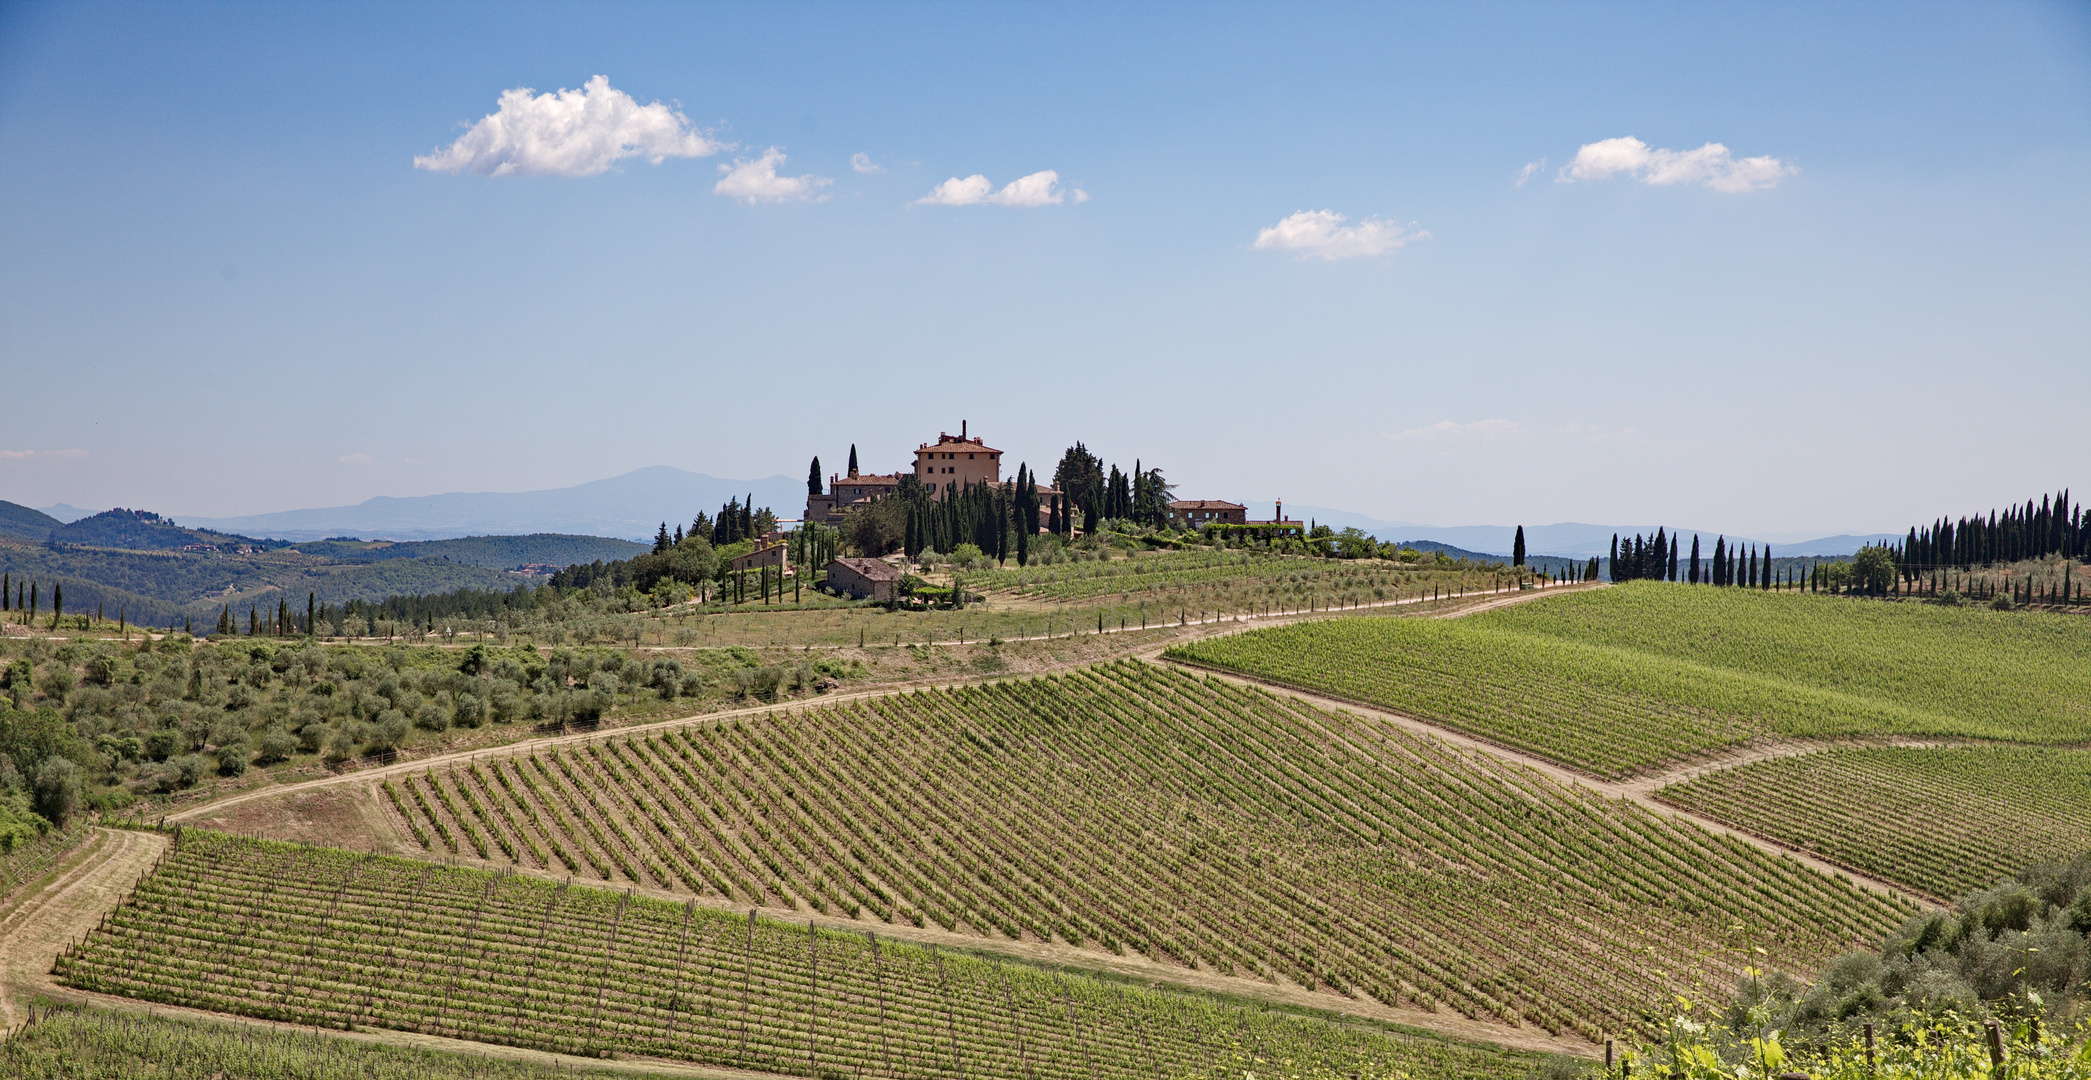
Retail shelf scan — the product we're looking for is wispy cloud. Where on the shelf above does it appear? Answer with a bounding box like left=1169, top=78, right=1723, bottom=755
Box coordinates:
left=1515, top=160, right=1545, bottom=187
left=915, top=170, right=1084, bottom=207
left=1383, top=419, right=1524, bottom=443
left=850, top=152, right=884, bottom=174
left=0, top=448, right=88, bottom=462
left=1252, top=210, right=1425, bottom=261
left=713, top=148, right=832, bottom=203
left=413, top=75, right=726, bottom=177
left=1559, top=136, right=1795, bottom=193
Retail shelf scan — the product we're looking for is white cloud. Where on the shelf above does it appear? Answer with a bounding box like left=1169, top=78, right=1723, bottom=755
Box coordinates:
left=413, top=75, right=725, bottom=177
left=1516, top=160, right=1544, bottom=187
left=1559, top=136, right=1795, bottom=193
left=850, top=152, right=884, bottom=174
left=713, top=148, right=832, bottom=203
left=0, top=449, right=88, bottom=461
left=1252, top=210, right=1425, bottom=261
left=1383, top=419, right=1524, bottom=443
left=914, top=170, right=1080, bottom=207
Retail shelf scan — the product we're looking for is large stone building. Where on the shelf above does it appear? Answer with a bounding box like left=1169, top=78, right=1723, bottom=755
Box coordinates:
left=730, top=541, right=788, bottom=574
left=805, top=468, right=905, bottom=525
left=913, top=421, right=1001, bottom=497
left=1168, top=500, right=1247, bottom=528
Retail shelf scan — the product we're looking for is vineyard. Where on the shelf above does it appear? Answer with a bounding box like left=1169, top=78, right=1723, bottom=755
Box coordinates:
left=54, top=830, right=1536, bottom=1080
left=1656, top=747, right=2091, bottom=900
left=0, top=827, right=87, bottom=904
left=970, top=549, right=1507, bottom=609
left=1166, top=583, right=2091, bottom=777
left=1477, top=584, right=2091, bottom=744
left=371, top=662, right=1909, bottom=1038
left=0, top=1005, right=650, bottom=1080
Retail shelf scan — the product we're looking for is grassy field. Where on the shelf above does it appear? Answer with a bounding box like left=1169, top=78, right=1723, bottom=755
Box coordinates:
left=1166, top=583, right=2091, bottom=777
left=1656, top=747, right=2091, bottom=900
left=55, top=830, right=1539, bottom=1080
left=0, top=1005, right=653, bottom=1080
left=374, top=661, right=1908, bottom=1039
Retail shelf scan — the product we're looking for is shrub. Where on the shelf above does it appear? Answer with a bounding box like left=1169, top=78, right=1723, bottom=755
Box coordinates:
left=214, top=742, right=249, bottom=776
left=256, top=729, right=298, bottom=765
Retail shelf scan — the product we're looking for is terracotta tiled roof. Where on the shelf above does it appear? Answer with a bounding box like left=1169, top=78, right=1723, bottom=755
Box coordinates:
left=915, top=435, right=1002, bottom=455
left=829, top=557, right=904, bottom=581
left=1169, top=500, right=1245, bottom=511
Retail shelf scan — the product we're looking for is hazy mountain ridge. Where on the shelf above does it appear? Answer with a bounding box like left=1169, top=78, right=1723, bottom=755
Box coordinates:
left=177, top=466, right=805, bottom=542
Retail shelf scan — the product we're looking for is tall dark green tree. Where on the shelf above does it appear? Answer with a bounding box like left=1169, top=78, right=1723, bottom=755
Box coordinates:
left=1689, top=534, right=1702, bottom=583
left=653, top=522, right=672, bottom=553
left=1053, top=442, right=1105, bottom=513
left=807, top=456, right=823, bottom=497
left=1512, top=526, right=1526, bottom=567
left=51, top=583, right=61, bottom=625
left=1668, top=534, right=1679, bottom=582
left=846, top=444, right=859, bottom=476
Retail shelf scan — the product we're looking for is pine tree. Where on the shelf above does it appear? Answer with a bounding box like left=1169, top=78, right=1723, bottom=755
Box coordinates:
left=654, top=522, right=672, bottom=553
left=1512, top=526, right=1526, bottom=567
left=807, top=456, right=823, bottom=497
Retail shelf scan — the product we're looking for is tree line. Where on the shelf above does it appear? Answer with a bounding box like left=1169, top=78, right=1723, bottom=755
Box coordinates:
left=1897, top=488, right=2083, bottom=570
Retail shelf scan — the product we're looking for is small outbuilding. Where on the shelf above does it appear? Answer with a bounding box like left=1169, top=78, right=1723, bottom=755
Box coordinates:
left=825, top=557, right=905, bottom=602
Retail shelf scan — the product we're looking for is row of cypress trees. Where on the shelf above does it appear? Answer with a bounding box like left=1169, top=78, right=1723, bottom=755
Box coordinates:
left=1899, top=489, right=2083, bottom=570
left=1608, top=530, right=1780, bottom=589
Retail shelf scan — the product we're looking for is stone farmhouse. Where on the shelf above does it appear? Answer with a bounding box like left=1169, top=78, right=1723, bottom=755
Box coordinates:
left=824, top=556, right=904, bottom=601
left=730, top=541, right=788, bottom=574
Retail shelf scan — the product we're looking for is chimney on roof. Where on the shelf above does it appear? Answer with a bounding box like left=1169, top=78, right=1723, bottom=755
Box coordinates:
left=961, top=419, right=967, bottom=439
left=1276, top=499, right=1283, bottom=521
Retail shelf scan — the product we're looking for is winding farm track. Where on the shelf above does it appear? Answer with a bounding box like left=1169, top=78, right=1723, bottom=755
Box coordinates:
left=14, top=578, right=1943, bottom=1062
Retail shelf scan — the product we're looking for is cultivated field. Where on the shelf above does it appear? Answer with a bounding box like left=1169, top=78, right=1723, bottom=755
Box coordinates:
left=1657, top=747, right=2091, bottom=901
left=372, top=662, right=1909, bottom=1038
left=0, top=1005, right=650, bottom=1080
left=55, top=830, right=1536, bottom=1080
left=1166, top=583, right=2091, bottom=777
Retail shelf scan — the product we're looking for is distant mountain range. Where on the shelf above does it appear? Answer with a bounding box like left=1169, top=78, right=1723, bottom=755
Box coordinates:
left=1288, top=506, right=1899, bottom=559
left=163, top=467, right=806, bottom=542
left=17, top=467, right=1897, bottom=556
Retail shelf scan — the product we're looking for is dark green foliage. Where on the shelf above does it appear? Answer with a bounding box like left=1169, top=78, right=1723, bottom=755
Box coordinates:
left=1512, top=526, right=1525, bottom=567
left=50, top=508, right=289, bottom=553
left=0, top=501, right=62, bottom=543
left=807, top=455, right=822, bottom=496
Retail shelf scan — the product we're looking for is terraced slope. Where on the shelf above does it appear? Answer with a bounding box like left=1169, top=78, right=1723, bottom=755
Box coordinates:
left=376, top=661, right=1909, bottom=1038
left=1657, top=747, right=2091, bottom=900
left=55, top=831, right=1531, bottom=1080
left=1167, top=583, right=2091, bottom=777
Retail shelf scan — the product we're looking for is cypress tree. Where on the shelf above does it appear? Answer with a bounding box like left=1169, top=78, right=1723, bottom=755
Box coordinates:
left=307, top=592, right=315, bottom=636
left=847, top=444, right=859, bottom=477
left=51, top=583, right=61, bottom=624
left=1609, top=535, right=1619, bottom=582
left=1512, top=526, right=1526, bottom=567
left=1689, top=535, right=1701, bottom=583
left=807, top=456, right=823, bottom=497
left=30, top=582, right=38, bottom=616
left=1668, top=534, right=1680, bottom=582
left=1, top=572, right=7, bottom=611
left=1712, top=538, right=1727, bottom=586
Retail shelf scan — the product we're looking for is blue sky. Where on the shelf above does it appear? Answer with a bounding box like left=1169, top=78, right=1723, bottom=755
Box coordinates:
left=1, top=1, right=2086, bottom=535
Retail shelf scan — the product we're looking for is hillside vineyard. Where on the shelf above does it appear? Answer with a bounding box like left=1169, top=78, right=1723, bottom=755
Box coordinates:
left=1658, top=747, right=2091, bottom=900
left=1166, top=584, right=2091, bottom=778
left=55, top=831, right=1529, bottom=1080
left=374, top=662, right=1908, bottom=1037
